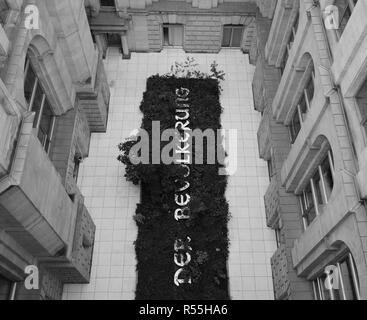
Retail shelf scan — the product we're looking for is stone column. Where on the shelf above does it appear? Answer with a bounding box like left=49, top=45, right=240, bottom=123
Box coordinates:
left=94, top=33, right=107, bottom=59
left=120, top=32, right=131, bottom=59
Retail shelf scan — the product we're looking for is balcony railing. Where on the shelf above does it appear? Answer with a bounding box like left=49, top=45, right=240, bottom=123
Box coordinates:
left=271, top=244, right=290, bottom=300
left=264, top=176, right=280, bottom=228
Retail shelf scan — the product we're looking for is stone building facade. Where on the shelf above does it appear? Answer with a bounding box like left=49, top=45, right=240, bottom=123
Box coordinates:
left=253, top=0, right=367, bottom=300
left=84, top=0, right=259, bottom=58
left=0, top=0, right=109, bottom=300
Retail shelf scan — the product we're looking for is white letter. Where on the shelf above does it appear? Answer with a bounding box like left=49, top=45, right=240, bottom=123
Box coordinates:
left=174, top=252, right=192, bottom=267
left=324, top=265, right=339, bottom=290
left=175, top=194, right=191, bottom=206
left=324, top=5, right=339, bottom=30
left=24, top=5, right=39, bottom=30
left=176, top=88, right=190, bottom=99
left=174, top=268, right=192, bottom=286
left=174, top=207, right=190, bottom=221
left=24, top=265, right=39, bottom=290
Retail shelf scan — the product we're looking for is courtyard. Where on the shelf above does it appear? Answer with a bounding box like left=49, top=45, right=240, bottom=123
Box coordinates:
left=62, top=48, right=276, bottom=300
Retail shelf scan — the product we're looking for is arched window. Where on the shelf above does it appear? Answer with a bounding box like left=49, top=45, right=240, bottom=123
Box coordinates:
left=24, top=54, right=56, bottom=155
left=289, top=55, right=315, bottom=143
left=313, top=252, right=360, bottom=300
left=299, top=148, right=334, bottom=228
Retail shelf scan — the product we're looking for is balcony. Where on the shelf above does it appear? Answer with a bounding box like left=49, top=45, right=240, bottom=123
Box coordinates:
left=253, top=59, right=266, bottom=113
left=264, top=176, right=279, bottom=228
left=44, top=197, right=96, bottom=283
left=0, top=112, right=75, bottom=257
left=271, top=244, right=290, bottom=300
left=257, top=106, right=271, bottom=159
left=265, top=0, right=298, bottom=66
left=78, top=55, right=110, bottom=132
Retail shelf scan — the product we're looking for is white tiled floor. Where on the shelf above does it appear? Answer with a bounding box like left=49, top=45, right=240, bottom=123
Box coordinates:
left=63, top=48, right=276, bottom=300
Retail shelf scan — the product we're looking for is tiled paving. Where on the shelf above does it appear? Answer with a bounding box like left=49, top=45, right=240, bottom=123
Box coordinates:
left=63, top=48, right=276, bottom=300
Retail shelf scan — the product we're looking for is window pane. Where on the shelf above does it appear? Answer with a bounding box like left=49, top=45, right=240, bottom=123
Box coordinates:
left=290, top=109, right=301, bottom=142
left=169, top=25, right=184, bottom=46
left=73, top=155, right=81, bottom=182
left=0, top=275, right=11, bottom=300
left=31, top=85, right=44, bottom=128
left=306, top=76, right=315, bottom=106
left=222, top=27, right=232, bottom=47
left=24, top=64, right=37, bottom=106
left=321, top=156, right=334, bottom=200
left=304, top=184, right=317, bottom=225
left=280, top=49, right=289, bottom=75
left=231, top=27, right=243, bottom=47
left=100, top=0, right=115, bottom=6
left=340, top=259, right=357, bottom=300
left=163, top=26, right=169, bottom=46
left=38, top=99, right=53, bottom=150
left=313, top=280, right=322, bottom=300
left=107, top=33, right=121, bottom=47
left=299, top=95, right=308, bottom=121
left=313, top=170, right=324, bottom=206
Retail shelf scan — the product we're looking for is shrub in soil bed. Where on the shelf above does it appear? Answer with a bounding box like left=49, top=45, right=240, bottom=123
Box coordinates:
left=118, top=76, right=230, bottom=300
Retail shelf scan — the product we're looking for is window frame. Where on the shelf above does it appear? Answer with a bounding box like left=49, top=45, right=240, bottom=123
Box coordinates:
left=289, top=69, right=315, bottom=144
left=221, top=25, right=244, bottom=48
left=312, top=253, right=361, bottom=300
left=299, top=151, right=335, bottom=229
left=162, top=23, right=184, bottom=47
left=24, top=57, right=57, bottom=155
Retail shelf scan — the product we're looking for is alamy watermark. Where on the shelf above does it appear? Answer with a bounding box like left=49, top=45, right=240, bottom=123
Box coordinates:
left=126, top=124, right=238, bottom=176
left=24, top=265, right=39, bottom=290
left=324, top=265, right=340, bottom=290
left=323, top=5, right=340, bottom=30
left=24, top=5, right=39, bottom=30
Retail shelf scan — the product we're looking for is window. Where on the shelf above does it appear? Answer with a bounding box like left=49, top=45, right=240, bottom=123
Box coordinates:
left=356, top=77, right=367, bottom=135
left=267, top=158, right=275, bottom=180
left=289, top=69, right=315, bottom=143
left=162, top=24, right=184, bottom=47
left=24, top=57, right=56, bottom=155
left=0, top=275, right=11, bottom=300
left=336, top=0, right=358, bottom=38
left=299, top=151, right=334, bottom=229
left=275, top=226, right=281, bottom=248
left=106, top=33, right=121, bottom=47
left=73, top=154, right=82, bottom=182
left=222, top=25, right=244, bottom=48
left=100, top=0, right=115, bottom=7
left=313, top=253, right=360, bottom=300
left=280, top=14, right=299, bottom=74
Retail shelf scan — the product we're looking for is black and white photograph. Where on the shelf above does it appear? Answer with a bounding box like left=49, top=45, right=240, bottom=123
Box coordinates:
left=0, top=0, right=366, bottom=311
